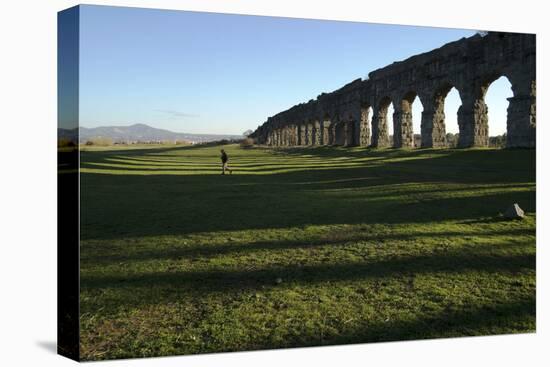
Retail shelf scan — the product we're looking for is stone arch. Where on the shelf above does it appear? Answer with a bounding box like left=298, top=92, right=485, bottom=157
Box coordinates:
left=457, top=72, right=515, bottom=148
left=371, top=96, right=392, bottom=147
left=252, top=33, right=535, bottom=148
left=480, top=74, right=513, bottom=146
left=421, top=82, right=462, bottom=148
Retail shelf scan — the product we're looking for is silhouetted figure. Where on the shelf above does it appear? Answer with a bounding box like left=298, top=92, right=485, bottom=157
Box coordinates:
left=220, top=149, right=232, bottom=175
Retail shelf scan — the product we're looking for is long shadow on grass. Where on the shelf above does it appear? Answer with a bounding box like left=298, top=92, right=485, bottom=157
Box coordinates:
left=331, top=296, right=535, bottom=345
left=81, top=245, right=535, bottom=294
left=81, top=294, right=535, bottom=360
left=80, top=184, right=535, bottom=240
left=238, top=295, right=535, bottom=352
left=79, top=148, right=535, bottom=240
left=268, top=146, right=450, bottom=160
left=82, top=227, right=533, bottom=265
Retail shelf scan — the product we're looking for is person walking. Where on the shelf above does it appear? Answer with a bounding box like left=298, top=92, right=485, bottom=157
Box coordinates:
left=220, top=149, right=232, bottom=175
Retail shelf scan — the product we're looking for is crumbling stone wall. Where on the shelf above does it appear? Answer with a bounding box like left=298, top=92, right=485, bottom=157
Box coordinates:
left=250, top=32, right=535, bottom=149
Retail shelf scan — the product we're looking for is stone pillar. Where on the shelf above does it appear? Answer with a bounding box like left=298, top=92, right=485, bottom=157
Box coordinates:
left=329, top=123, right=336, bottom=145
left=420, top=101, right=447, bottom=148
left=285, top=126, right=290, bottom=146
left=371, top=107, right=390, bottom=148
left=393, top=110, right=402, bottom=148
left=506, top=80, right=535, bottom=148
left=322, top=121, right=330, bottom=145
left=334, top=123, right=340, bottom=145
left=340, top=121, right=349, bottom=146
left=360, top=108, right=371, bottom=146
left=293, top=125, right=298, bottom=146
left=353, top=118, right=361, bottom=147
left=289, top=126, right=293, bottom=146
left=299, top=124, right=305, bottom=145
left=344, top=121, right=355, bottom=146
left=457, top=96, right=488, bottom=148
left=393, top=108, right=414, bottom=148
left=313, top=122, right=321, bottom=146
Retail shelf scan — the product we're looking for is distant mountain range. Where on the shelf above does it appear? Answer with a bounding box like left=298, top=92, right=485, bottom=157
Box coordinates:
left=58, top=123, right=243, bottom=143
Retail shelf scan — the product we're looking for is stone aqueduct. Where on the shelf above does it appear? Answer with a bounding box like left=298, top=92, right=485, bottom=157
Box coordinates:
left=250, top=32, right=536, bottom=149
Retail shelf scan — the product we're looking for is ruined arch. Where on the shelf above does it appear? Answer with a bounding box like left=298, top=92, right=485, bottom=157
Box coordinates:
left=420, top=83, right=462, bottom=148
left=481, top=74, right=513, bottom=146
left=456, top=73, right=514, bottom=148
left=251, top=33, right=535, bottom=149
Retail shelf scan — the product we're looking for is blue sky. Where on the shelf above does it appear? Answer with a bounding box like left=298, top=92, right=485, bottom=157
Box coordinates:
left=78, top=5, right=512, bottom=135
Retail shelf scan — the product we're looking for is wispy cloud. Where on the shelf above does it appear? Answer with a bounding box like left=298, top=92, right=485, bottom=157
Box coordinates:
left=154, top=109, right=199, bottom=118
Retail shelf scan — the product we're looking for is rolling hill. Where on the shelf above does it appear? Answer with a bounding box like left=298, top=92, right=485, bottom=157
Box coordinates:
left=58, top=123, right=242, bottom=144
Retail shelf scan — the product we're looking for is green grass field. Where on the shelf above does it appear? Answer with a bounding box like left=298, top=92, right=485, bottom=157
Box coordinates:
left=79, top=144, right=536, bottom=361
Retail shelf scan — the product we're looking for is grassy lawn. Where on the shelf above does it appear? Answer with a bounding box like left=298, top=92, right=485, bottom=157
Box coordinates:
left=79, top=144, right=536, bottom=361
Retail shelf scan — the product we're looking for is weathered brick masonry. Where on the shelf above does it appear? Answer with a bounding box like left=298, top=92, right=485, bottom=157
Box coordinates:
left=250, top=32, right=535, bottom=148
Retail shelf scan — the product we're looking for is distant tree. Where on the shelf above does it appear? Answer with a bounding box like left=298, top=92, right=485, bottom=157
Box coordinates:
left=86, top=137, right=113, bottom=146
left=243, top=129, right=254, bottom=137
left=489, top=133, right=507, bottom=148
left=240, top=138, right=255, bottom=149
left=446, top=133, right=459, bottom=148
